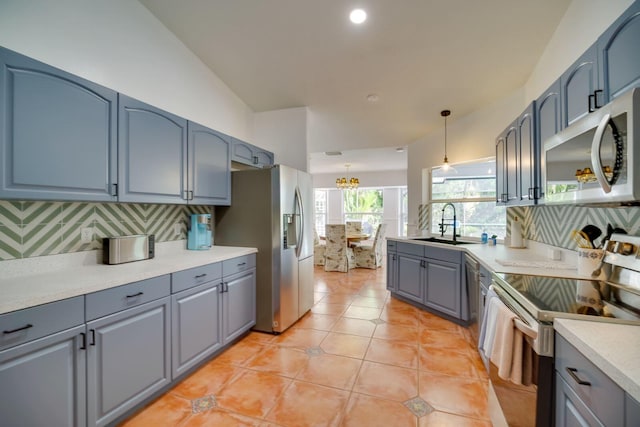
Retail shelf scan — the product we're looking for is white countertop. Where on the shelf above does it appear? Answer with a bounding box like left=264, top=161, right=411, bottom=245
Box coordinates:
left=554, top=319, right=640, bottom=401
left=389, top=236, right=640, bottom=399
left=0, top=241, right=257, bottom=315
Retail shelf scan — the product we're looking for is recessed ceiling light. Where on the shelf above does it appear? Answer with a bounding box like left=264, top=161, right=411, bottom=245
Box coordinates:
left=366, top=94, right=379, bottom=102
left=349, top=9, right=367, bottom=24
left=396, top=147, right=405, bottom=153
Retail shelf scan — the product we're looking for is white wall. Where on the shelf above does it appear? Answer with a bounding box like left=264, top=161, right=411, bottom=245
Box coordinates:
left=313, top=170, right=407, bottom=189
left=0, top=0, right=254, bottom=141
left=254, top=107, right=308, bottom=171
left=406, top=0, right=635, bottom=235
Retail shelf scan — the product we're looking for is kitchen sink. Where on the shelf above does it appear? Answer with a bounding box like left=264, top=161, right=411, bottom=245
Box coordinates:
left=411, top=237, right=477, bottom=245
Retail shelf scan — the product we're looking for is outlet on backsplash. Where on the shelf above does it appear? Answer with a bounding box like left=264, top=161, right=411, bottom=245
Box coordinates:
left=174, top=222, right=181, bottom=236
left=80, top=228, right=93, bottom=243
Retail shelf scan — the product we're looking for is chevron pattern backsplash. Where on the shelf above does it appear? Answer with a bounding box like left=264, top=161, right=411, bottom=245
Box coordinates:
left=0, top=200, right=212, bottom=261
left=508, top=205, right=640, bottom=250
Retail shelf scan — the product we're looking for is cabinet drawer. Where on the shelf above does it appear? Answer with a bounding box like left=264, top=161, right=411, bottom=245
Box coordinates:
left=0, top=296, right=84, bottom=351
left=86, top=275, right=170, bottom=321
left=387, top=240, right=397, bottom=252
left=424, top=246, right=462, bottom=263
left=172, top=262, right=222, bottom=293
left=222, top=255, right=256, bottom=277
left=396, top=242, right=424, bottom=257
left=555, top=334, right=624, bottom=426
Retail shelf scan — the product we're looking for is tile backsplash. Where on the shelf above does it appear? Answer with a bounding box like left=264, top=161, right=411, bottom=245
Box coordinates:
left=508, top=204, right=640, bottom=250
left=0, top=200, right=212, bottom=261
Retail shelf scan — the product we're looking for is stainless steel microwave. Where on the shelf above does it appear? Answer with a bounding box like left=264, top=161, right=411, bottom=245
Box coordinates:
left=544, top=87, right=640, bottom=204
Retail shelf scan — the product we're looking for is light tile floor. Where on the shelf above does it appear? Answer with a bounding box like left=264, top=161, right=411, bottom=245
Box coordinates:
left=121, top=266, right=491, bottom=427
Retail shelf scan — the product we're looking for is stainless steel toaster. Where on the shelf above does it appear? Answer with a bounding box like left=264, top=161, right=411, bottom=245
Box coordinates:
left=102, top=234, right=155, bottom=265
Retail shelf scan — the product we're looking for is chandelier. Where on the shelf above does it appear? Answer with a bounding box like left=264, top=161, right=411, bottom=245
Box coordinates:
left=336, top=164, right=359, bottom=190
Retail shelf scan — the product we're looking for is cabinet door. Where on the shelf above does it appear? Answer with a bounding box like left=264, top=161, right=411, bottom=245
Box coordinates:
left=396, top=254, right=424, bottom=303
left=517, top=103, right=538, bottom=203
left=424, top=259, right=461, bottom=319
left=187, top=121, right=231, bottom=205
left=0, top=47, right=117, bottom=201
left=231, top=138, right=274, bottom=168
left=496, top=134, right=507, bottom=204
left=627, top=393, right=640, bottom=427
left=504, top=124, right=519, bottom=204
left=222, top=268, right=256, bottom=344
left=171, top=282, right=222, bottom=379
left=0, top=325, right=86, bottom=427
left=254, top=149, right=274, bottom=167
left=598, top=1, right=640, bottom=102
left=561, top=44, right=599, bottom=127
left=387, top=252, right=398, bottom=292
left=556, top=375, right=605, bottom=427
left=87, top=297, right=171, bottom=427
left=118, top=94, right=187, bottom=203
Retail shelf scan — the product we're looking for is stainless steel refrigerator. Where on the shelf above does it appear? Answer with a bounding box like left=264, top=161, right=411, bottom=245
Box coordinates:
left=214, top=165, right=314, bottom=333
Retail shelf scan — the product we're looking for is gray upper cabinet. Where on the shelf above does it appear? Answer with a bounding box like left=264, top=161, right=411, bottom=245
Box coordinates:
left=495, top=132, right=507, bottom=204
left=536, top=79, right=562, bottom=146
left=231, top=138, right=274, bottom=168
left=118, top=94, right=188, bottom=204
left=0, top=47, right=117, bottom=201
left=188, top=121, right=231, bottom=205
left=598, top=0, right=640, bottom=102
left=504, top=124, right=519, bottom=204
left=517, top=103, right=538, bottom=203
left=560, top=44, right=599, bottom=128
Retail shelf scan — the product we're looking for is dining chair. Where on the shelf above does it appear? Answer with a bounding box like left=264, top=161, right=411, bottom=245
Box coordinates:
left=353, top=223, right=387, bottom=269
left=323, top=224, right=355, bottom=272
left=313, top=228, right=326, bottom=266
left=345, top=221, right=362, bottom=234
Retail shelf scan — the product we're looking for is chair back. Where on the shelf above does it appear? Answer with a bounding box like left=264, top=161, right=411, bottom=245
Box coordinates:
left=313, top=228, right=320, bottom=245
left=324, top=224, right=349, bottom=271
left=373, top=223, right=387, bottom=250
left=346, top=221, right=362, bottom=234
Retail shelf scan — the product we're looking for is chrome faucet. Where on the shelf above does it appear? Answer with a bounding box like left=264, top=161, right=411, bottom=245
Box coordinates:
left=440, top=203, right=458, bottom=242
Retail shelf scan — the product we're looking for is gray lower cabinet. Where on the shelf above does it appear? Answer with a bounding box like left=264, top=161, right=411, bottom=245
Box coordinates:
left=396, top=254, right=424, bottom=303
left=85, top=276, right=172, bottom=427
left=386, top=241, right=398, bottom=292
left=222, top=268, right=256, bottom=343
left=118, top=94, right=188, bottom=204
left=0, top=46, right=117, bottom=202
left=171, top=281, right=222, bottom=379
left=0, top=324, right=87, bottom=427
left=627, top=394, right=640, bottom=427
left=555, top=334, right=624, bottom=427
left=424, top=258, right=460, bottom=319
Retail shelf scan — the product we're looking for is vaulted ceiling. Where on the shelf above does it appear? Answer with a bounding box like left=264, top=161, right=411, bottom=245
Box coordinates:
left=140, top=0, right=571, bottom=173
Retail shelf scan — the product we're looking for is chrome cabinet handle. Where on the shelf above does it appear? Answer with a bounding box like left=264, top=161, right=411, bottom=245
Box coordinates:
left=3, top=324, right=33, bottom=334
left=566, top=367, right=591, bottom=386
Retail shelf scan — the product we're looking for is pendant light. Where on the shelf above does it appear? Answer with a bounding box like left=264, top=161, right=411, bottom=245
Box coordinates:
left=441, top=109, right=451, bottom=171
left=336, top=164, right=359, bottom=190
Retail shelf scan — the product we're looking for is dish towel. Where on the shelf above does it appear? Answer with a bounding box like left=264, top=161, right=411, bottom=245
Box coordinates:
left=479, top=286, right=500, bottom=359
left=489, top=300, right=518, bottom=382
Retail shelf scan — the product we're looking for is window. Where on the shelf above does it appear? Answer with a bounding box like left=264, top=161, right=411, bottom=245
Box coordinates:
left=400, top=188, right=408, bottom=236
left=343, top=188, right=383, bottom=235
left=314, top=189, right=327, bottom=237
left=429, top=159, right=506, bottom=239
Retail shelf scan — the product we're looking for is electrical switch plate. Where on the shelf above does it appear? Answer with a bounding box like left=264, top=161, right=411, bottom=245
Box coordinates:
left=174, top=222, right=181, bottom=236
left=80, top=228, right=93, bottom=243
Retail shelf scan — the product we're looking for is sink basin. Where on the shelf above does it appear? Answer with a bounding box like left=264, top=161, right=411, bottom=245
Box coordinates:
left=411, top=237, right=477, bottom=246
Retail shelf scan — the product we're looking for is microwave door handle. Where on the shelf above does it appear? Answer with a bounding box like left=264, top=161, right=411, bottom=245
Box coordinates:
left=591, top=113, right=612, bottom=194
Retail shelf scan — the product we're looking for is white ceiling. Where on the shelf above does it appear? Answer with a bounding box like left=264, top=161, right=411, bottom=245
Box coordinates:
left=139, top=0, right=571, bottom=173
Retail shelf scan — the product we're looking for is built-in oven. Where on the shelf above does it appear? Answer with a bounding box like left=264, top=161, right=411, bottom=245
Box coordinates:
left=544, top=87, right=640, bottom=204
left=483, top=234, right=640, bottom=427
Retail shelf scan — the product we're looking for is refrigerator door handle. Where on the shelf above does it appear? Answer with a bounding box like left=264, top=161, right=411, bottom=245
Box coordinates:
left=294, top=186, right=304, bottom=259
